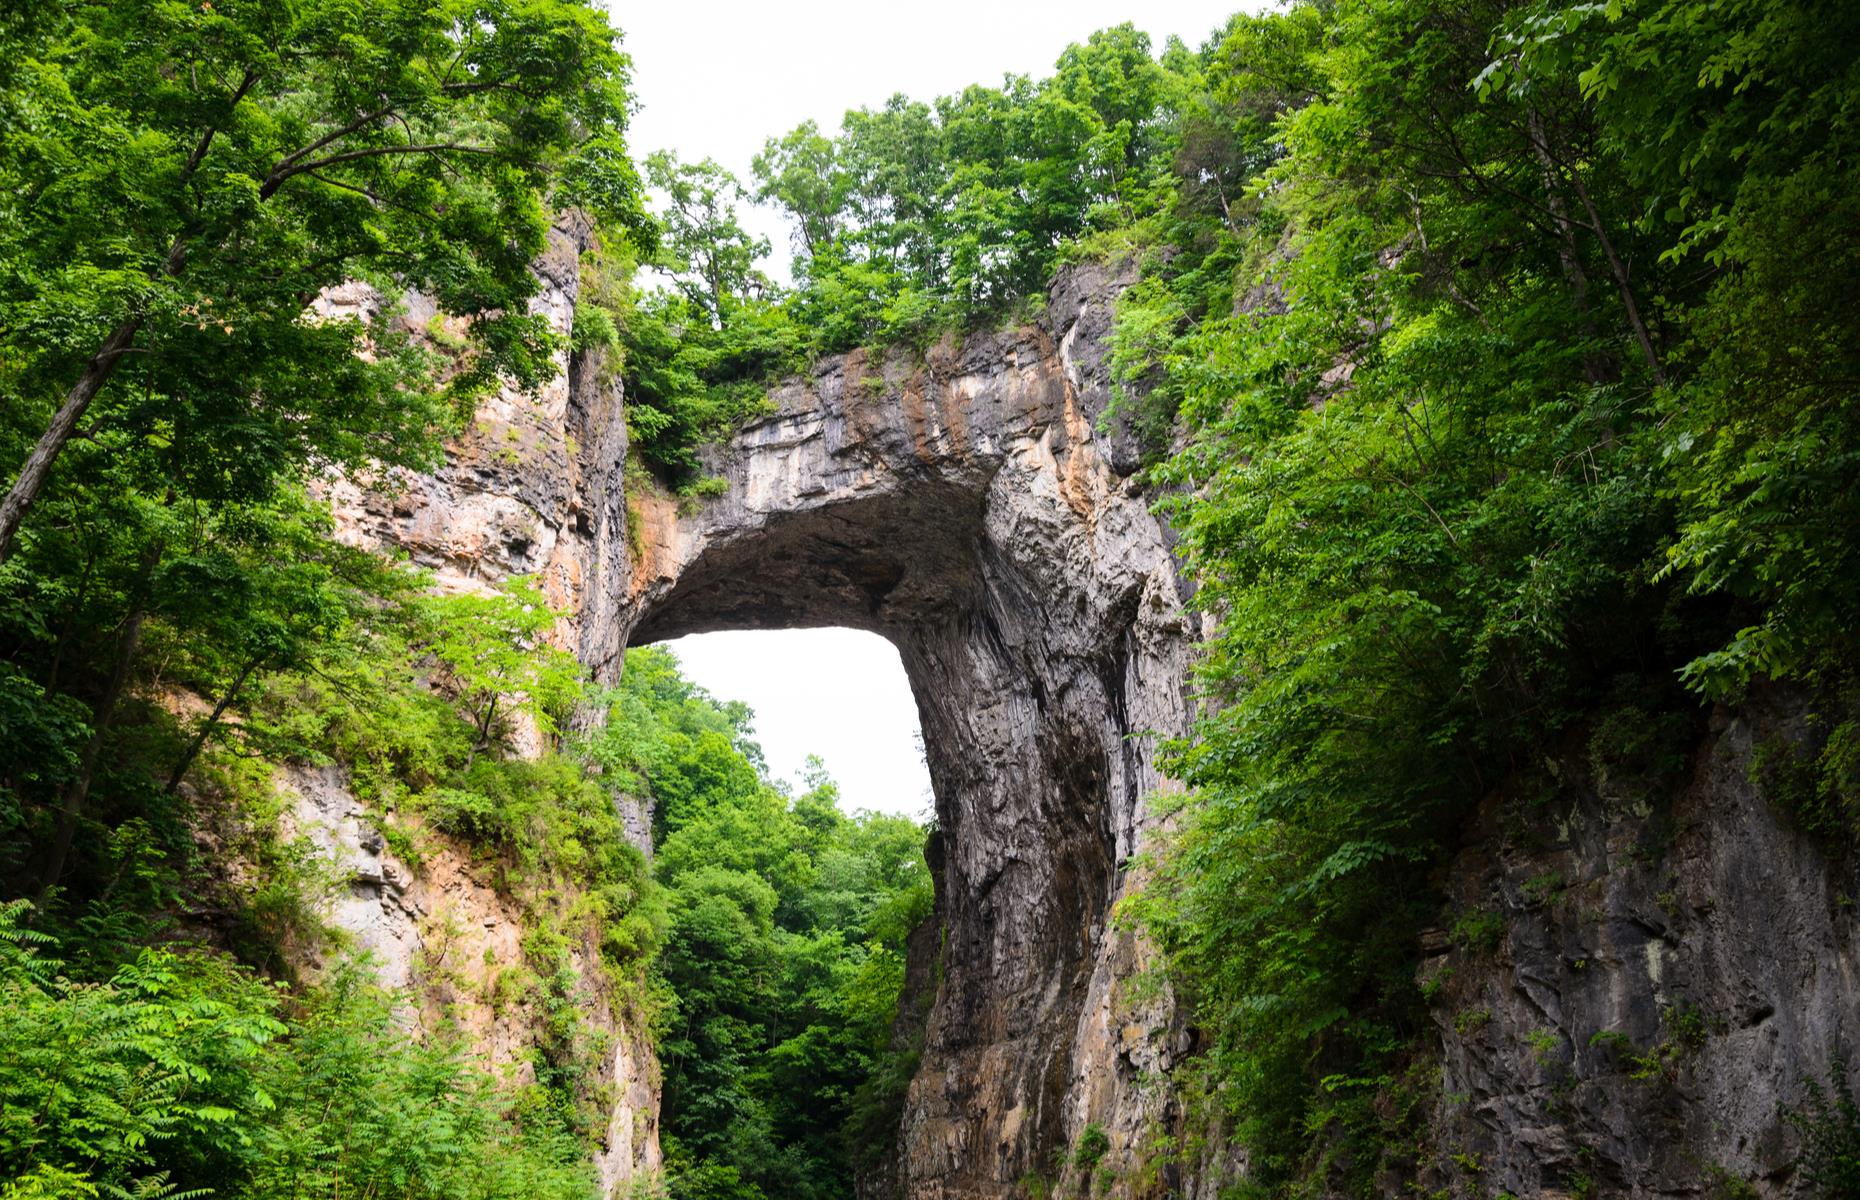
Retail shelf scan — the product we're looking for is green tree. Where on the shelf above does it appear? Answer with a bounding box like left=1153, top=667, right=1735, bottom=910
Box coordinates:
left=595, top=648, right=930, bottom=1200
left=421, top=577, right=583, bottom=764
left=647, top=152, right=775, bottom=323
left=0, top=0, right=650, bottom=904
left=752, top=122, right=848, bottom=260
left=0, top=900, right=602, bottom=1200
left=619, top=158, right=801, bottom=482
left=1087, top=0, right=1860, bottom=1187
left=0, top=0, right=652, bottom=561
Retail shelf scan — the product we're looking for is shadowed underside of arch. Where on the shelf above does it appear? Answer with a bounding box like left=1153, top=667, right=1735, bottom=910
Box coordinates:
left=618, top=265, right=1202, bottom=1197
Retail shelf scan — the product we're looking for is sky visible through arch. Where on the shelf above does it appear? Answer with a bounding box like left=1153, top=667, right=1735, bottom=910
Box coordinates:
left=607, top=0, right=1241, bottom=816
left=659, top=628, right=934, bottom=820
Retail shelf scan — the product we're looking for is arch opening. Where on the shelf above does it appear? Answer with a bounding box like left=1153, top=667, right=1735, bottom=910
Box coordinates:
left=653, top=626, right=933, bottom=819
left=606, top=270, right=1193, bottom=1192
left=622, top=476, right=1130, bottom=1194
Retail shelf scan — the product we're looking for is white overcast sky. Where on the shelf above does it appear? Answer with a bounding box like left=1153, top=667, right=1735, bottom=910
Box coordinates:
left=658, top=628, right=934, bottom=820
left=612, top=0, right=1242, bottom=816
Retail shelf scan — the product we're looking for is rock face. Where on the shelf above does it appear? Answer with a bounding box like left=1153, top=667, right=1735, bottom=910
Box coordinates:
left=321, top=225, right=1860, bottom=1198
left=318, top=212, right=636, bottom=696
left=315, top=212, right=659, bottom=1197
left=327, top=235, right=1207, bottom=1194
left=623, top=261, right=1204, bottom=1196
left=1416, top=693, right=1860, bottom=1198
left=278, top=763, right=662, bottom=1198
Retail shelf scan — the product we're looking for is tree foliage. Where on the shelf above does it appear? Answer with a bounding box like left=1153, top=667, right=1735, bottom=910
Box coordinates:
left=0, top=901, right=597, bottom=1200
left=589, top=651, right=933, bottom=1200
left=1088, top=0, right=1860, bottom=1188
left=0, top=2, right=670, bottom=1194
left=0, top=0, right=653, bottom=557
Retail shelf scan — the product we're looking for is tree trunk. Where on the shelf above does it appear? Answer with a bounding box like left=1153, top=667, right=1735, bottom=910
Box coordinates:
left=45, top=543, right=100, bottom=696
left=1526, top=111, right=1613, bottom=386
left=1563, top=161, right=1667, bottom=387
left=0, top=76, right=275, bottom=565
left=165, top=653, right=267, bottom=793
left=37, top=543, right=162, bottom=900
left=466, top=693, right=499, bottom=769
left=0, top=316, right=146, bottom=563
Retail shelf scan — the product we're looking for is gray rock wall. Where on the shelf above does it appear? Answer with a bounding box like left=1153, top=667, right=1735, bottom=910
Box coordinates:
left=277, top=761, right=662, bottom=1198
left=621, top=261, right=1206, bottom=1196
left=1417, top=695, right=1860, bottom=1198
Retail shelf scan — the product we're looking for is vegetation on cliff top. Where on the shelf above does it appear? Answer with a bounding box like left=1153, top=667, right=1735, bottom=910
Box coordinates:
left=601, top=22, right=1193, bottom=484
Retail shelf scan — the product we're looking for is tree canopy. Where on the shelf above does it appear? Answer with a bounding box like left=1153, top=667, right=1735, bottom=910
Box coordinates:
left=0, top=0, right=655, bottom=558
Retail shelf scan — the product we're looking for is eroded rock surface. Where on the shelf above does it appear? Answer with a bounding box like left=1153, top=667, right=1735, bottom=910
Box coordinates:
left=624, top=260, right=1204, bottom=1196
left=314, top=213, right=659, bottom=1197
left=280, top=762, right=662, bottom=1197
left=1418, top=695, right=1860, bottom=1198
left=318, top=227, right=1860, bottom=1199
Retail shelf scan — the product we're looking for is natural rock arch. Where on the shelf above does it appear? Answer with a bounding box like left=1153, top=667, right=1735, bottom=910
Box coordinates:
left=328, top=216, right=1860, bottom=1199
left=324, top=226, right=1205, bottom=1191
left=616, top=264, right=1200, bottom=1195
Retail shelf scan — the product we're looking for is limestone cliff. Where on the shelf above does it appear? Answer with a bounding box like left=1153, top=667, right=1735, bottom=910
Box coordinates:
left=622, top=261, right=1206, bottom=1197
left=1412, top=691, right=1860, bottom=1198
left=306, top=212, right=660, bottom=1197
left=313, top=223, right=1860, bottom=1198
left=276, top=763, right=660, bottom=1197
left=332, top=243, right=1213, bottom=1195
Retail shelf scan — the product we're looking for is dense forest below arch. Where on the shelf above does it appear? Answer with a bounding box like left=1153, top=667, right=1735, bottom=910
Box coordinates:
left=2, top=0, right=1859, bottom=1198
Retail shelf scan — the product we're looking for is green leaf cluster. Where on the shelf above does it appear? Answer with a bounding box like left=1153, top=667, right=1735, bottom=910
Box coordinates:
left=0, top=900, right=597, bottom=1200
left=0, top=0, right=650, bottom=912
left=588, top=651, right=934, bottom=1200
left=757, top=24, right=1188, bottom=346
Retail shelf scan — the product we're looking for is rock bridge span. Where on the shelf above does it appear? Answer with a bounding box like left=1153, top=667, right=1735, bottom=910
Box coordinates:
left=617, top=265, right=1199, bottom=1197
left=325, top=218, right=1203, bottom=1195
